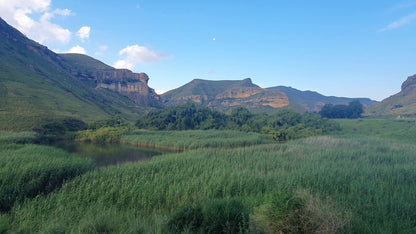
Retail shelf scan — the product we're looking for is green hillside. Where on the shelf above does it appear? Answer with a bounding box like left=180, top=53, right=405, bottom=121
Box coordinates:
left=367, top=74, right=416, bottom=118
left=0, top=18, right=149, bottom=131
left=268, top=86, right=377, bottom=112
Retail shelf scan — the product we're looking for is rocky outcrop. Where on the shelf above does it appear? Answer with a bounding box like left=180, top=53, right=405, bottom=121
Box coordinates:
left=162, top=78, right=290, bottom=112
left=60, top=53, right=162, bottom=107
left=95, top=71, right=161, bottom=106
left=399, top=74, right=416, bottom=96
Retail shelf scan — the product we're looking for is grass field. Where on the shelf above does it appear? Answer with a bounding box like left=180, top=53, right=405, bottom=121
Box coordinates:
left=2, top=119, right=416, bottom=233
left=0, top=143, right=95, bottom=213
left=336, top=118, right=416, bottom=142
left=121, top=130, right=274, bottom=150
left=4, top=134, right=416, bottom=233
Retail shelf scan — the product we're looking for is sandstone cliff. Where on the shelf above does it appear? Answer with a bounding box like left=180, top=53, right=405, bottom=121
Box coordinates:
left=60, top=54, right=162, bottom=107
left=162, top=78, right=289, bottom=112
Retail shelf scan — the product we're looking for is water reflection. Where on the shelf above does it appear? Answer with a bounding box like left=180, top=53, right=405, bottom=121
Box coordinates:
left=53, top=141, right=167, bottom=167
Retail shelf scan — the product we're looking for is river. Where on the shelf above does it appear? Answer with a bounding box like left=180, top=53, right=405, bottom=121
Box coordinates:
left=52, top=141, right=168, bottom=167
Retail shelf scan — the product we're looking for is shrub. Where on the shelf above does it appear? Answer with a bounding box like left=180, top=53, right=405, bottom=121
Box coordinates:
left=76, top=127, right=130, bottom=143
left=202, top=198, right=250, bottom=233
left=164, top=199, right=250, bottom=233
left=164, top=205, right=204, bottom=233
left=251, top=189, right=350, bottom=233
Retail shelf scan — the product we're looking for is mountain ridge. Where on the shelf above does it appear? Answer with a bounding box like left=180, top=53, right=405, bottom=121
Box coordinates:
left=0, top=17, right=160, bottom=130
left=161, top=78, right=290, bottom=112
left=267, top=86, right=378, bottom=112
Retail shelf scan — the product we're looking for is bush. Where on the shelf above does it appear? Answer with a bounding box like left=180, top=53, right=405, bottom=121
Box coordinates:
left=164, top=198, right=250, bottom=233
left=164, top=205, right=204, bottom=233
left=251, top=189, right=350, bottom=233
left=202, top=198, right=250, bottom=233
left=76, top=127, right=130, bottom=143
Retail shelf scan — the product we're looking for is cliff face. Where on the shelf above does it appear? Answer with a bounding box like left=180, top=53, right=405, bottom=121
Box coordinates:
left=95, top=71, right=161, bottom=106
left=60, top=54, right=162, bottom=107
left=162, top=78, right=290, bottom=112
left=96, top=72, right=161, bottom=106
left=398, top=74, right=416, bottom=96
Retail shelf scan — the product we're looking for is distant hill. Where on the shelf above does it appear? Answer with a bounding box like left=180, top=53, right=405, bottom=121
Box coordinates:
left=0, top=17, right=160, bottom=130
left=367, top=74, right=416, bottom=117
left=267, top=86, right=378, bottom=112
left=161, top=78, right=289, bottom=112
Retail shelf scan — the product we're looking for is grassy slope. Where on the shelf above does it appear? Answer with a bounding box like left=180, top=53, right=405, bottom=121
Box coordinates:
left=0, top=18, right=147, bottom=131
left=269, top=86, right=378, bottom=112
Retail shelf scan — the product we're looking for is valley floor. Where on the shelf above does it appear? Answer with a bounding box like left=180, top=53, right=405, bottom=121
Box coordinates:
left=1, top=119, right=416, bottom=233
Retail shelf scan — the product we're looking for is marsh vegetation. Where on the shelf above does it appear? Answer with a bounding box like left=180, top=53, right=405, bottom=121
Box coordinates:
left=1, top=117, right=416, bottom=233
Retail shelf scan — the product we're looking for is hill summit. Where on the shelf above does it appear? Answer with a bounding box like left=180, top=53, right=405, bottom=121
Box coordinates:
left=161, top=78, right=290, bottom=112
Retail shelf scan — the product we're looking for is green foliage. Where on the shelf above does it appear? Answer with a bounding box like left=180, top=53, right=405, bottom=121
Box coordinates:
left=251, top=189, right=349, bottom=233
left=122, top=130, right=273, bottom=150
left=202, top=198, right=249, bottom=233
left=336, top=118, right=416, bottom=142
left=76, top=126, right=130, bottom=143
left=0, top=214, right=10, bottom=234
left=262, top=110, right=340, bottom=142
left=0, top=144, right=95, bottom=212
left=6, top=136, right=416, bottom=232
left=0, top=131, right=36, bottom=144
left=136, top=105, right=340, bottom=142
left=136, top=102, right=227, bottom=130
left=164, top=205, right=204, bottom=233
left=88, top=116, right=128, bottom=130
left=33, top=117, right=87, bottom=143
left=320, top=100, right=364, bottom=119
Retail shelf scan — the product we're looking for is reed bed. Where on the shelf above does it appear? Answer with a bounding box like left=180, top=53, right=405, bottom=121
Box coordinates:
left=6, top=135, right=416, bottom=233
left=121, top=130, right=274, bottom=150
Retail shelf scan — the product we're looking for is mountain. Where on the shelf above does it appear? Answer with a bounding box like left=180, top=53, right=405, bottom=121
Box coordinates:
left=0, top=17, right=160, bottom=131
left=267, top=86, right=378, bottom=112
left=161, top=78, right=290, bottom=112
left=367, top=74, right=416, bottom=117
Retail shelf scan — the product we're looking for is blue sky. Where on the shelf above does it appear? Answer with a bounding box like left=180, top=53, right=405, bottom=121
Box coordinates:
left=1, top=1, right=416, bottom=101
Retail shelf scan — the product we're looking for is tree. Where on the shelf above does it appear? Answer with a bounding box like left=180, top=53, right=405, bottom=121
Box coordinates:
left=319, top=101, right=363, bottom=119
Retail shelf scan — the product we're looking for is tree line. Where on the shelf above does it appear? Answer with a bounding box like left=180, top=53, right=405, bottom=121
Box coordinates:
left=319, top=100, right=364, bottom=119
left=136, top=103, right=340, bottom=142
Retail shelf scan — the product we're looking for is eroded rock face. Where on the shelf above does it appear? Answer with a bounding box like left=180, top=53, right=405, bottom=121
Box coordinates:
left=400, top=74, right=416, bottom=95
left=95, top=71, right=161, bottom=106
left=162, top=78, right=290, bottom=111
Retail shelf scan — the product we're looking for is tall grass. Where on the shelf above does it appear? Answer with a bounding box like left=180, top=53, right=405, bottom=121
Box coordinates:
left=121, top=130, right=274, bottom=150
left=7, top=135, right=416, bottom=233
left=0, top=131, right=36, bottom=144
left=336, top=118, right=416, bottom=142
left=0, top=144, right=95, bottom=212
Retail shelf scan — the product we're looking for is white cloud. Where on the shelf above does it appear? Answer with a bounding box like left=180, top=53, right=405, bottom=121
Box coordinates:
left=379, top=13, right=416, bottom=32
left=67, top=45, right=86, bottom=54
left=114, top=60, right=135, bottom=70
left=113, top=44, right=172, bottom=70
left=0, top=0, right=72, bottom=44
left=77, top=26, right=90, bottom=40
left=99, top=45, right=108, bottom=51
left=155, top=89, right=167, bottom=94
